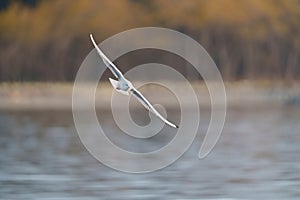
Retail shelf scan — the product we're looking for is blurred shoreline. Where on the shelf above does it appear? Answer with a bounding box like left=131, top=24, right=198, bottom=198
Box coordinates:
left=0, top=81, right=299, bottom=111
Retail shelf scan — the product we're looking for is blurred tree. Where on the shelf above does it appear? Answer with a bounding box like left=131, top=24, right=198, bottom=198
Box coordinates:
left=0, top=0, right=10, bottom=10
left=0, top=0, right=40, bottom=10
left=0, top=0, right=299, bottom=81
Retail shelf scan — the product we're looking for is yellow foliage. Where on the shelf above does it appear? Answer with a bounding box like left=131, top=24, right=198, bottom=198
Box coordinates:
left=0, top=0, right=299, bottom=42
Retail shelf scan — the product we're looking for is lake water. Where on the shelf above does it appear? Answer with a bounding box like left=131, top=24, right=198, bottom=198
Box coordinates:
left=0, top=106, right=300, bottom=199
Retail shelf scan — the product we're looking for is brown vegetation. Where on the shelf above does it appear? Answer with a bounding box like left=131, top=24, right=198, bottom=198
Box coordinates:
left=0, top=0, right=299, bottom=81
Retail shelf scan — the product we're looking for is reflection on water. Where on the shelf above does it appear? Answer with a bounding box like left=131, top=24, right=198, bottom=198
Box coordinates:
left=0, top=106, right=300, bottom=199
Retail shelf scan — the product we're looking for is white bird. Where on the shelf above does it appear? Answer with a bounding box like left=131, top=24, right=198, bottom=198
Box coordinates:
left=90, top=34, right=178, bottom=129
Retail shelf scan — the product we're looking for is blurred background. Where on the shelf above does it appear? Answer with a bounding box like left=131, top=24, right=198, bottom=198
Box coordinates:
left=0, top=0, right=299, bottom=81
left=0, top=0, right=300, bottom=199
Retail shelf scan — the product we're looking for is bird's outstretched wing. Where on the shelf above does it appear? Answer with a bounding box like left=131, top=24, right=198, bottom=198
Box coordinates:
left=90, top=34, right=124, bottom=80
left=130, top=87, right=179, bottom=128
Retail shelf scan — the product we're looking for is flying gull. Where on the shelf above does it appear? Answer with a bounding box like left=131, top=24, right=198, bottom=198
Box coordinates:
left=90, top=34, right=178, bottom=129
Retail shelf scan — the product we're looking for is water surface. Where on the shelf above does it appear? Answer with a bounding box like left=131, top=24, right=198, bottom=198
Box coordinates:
left=0, top=106, right=300, bottom=199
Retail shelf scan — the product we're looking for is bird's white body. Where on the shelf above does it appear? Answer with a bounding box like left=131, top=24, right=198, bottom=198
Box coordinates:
left=90, top=34, right=178, bottom=129
left=109, top=78, right=131, bottom=95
